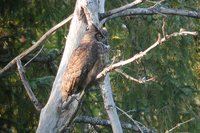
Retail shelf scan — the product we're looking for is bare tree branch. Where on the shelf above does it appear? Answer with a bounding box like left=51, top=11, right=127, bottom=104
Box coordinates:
left=74, top=116, right=158, bottom=133
left=106, top=0, right=144, bottom=15
left=114, top=105, right=158, bottom=133
left=0, top=14, right=73, bottom=77
left=16, top=59, right=43, bottom=111
left=147, top=0, right=165, bottom=8
left=96, top=30, right=198, bottom=79
left=162, top=17, right=166, bottom=38
left=24, top=45, right=44, bottom=67
left=99, top=74, right=123, bottom=133
left=166, top=117, right=195, bottom=133
left=115, top=106, right=144, bottom=133
left=115, top=69, right=156, bottom=84
left=100, top=7, right=200, bottom=25
left=98, top=1, right=123, bottom=133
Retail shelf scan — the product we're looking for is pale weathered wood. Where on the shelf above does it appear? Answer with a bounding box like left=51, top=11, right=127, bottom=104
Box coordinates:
left=98, top=0, right=123, bottom=132
left=36, top=0, right=100, bottom=132
left=36, top=1, right=86, bottom=133
left=99, top=74, right=123, bottom=133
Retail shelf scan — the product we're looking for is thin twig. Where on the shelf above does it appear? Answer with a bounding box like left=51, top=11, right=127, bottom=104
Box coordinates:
left=147, top=0, right=165, bottom=9
left=115, top=106, right=144, bottom=133
left=0, top=14, right=73, bottom=76
left=115, top=69, right=156, bottom=84
left=16, top=59, right=43, bottom=111
left=119, top=109, right=136, bottom=117
left=166, top=117, right=195, bottom=133
left=107, top=0, right=144, bottom=15
left=24, top=44, right=44, bottom=67
left=162, top=17, right=166, bottom=38
left=115, top=106, right=157, bottom=133
left=96, top=30, right=198, bottom=79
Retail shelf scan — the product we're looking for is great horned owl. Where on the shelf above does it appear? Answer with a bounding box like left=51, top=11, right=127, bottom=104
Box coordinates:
left=61, top=25, right=109, bottom=102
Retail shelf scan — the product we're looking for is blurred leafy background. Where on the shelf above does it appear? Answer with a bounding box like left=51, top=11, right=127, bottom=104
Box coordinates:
left=0, top=0, right=199, bottom=132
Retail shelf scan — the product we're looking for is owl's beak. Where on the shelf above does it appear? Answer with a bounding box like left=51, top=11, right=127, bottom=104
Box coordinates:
left=105, top=44, right=110, bottom=49
left=104, top=40, right=110, bottom=49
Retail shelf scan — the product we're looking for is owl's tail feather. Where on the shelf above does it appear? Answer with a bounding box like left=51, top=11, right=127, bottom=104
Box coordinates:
left=61, top=77, right=76, bottom=101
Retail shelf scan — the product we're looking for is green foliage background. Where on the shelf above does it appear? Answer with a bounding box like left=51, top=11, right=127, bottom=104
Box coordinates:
left=0, top=0, right=199, bottom=132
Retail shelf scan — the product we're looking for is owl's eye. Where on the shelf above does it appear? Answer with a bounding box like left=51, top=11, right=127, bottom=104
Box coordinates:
left=95, top=33, right=103, bottom=41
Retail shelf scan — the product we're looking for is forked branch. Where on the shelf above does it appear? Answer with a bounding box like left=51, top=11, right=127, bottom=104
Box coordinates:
left=96, top=30, right=198, bottom=79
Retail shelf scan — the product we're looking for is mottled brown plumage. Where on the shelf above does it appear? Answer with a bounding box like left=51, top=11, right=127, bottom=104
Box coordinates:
left=61, top=25, right=109, bottom=102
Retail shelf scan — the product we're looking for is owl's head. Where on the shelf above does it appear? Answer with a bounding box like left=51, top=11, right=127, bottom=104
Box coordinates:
left=82, top=25, right=109, bottom=47
left=95, top=27, right=108, bottom=44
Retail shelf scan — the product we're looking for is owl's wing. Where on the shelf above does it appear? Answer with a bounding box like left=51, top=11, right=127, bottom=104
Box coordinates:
left=61, top=42, right=98, bottom=101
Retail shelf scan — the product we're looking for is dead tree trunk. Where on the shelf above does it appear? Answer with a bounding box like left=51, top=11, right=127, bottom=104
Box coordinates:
left=36, top=0, right=123, bottom=132
left=36, top=0, right=96, bottom=132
